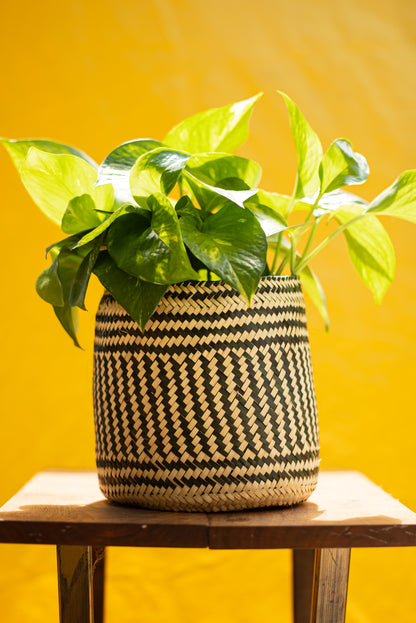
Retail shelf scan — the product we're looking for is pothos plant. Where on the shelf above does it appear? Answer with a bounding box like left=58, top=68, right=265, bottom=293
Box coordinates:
left=2, top=92, right=416, bottom=346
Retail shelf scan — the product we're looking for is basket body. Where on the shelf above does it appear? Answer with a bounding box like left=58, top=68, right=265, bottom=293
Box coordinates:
left=93, top=276, right=319, bottom=512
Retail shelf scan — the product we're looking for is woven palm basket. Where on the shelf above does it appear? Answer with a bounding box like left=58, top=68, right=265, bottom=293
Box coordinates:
left=93, top=276, right=320, bottom=512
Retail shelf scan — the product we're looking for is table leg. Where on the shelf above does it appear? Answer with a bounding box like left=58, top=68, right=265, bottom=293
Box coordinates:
left=57, top=545, right=106, bottom=623
left=310, top=548, right=351, bottom=623
left=293, top=549, right=316, bottom=623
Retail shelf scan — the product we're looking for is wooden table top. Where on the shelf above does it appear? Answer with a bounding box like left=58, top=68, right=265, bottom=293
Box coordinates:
left=0, top=470, right=415, bottom=549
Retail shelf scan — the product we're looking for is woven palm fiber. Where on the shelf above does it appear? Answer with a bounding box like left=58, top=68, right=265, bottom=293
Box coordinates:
left=93, top=276, right=320, bottom=512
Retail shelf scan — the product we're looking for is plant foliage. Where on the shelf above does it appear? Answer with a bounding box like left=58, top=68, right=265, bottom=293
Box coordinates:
left=2, top=93, right=415, bottom=345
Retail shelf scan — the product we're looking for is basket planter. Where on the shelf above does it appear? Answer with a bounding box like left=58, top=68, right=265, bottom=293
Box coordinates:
left=93, top=276, right=319, bottom=512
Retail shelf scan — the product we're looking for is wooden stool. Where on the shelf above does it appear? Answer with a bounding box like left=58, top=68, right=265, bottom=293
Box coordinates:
left=0, top=470, right=415, bottom=622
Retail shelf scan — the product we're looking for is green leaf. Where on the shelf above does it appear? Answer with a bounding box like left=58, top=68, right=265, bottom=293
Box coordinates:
left=184, top=170, right=258, bottom=209
left=279, top=91, right=323, bottom=199
left=319, top=139, right=369, bottom=195
left=366, top=170, right=416, bottom=223
left=300, top=188, right=368, bottom=218
left=61, top=194, right=104, bottom=235
left=93, top=251, right=168, bottom=331
left=97, top=139, right=162, bottom=194
left=180, top=201, right=267, bottom=303
left=244, top=189, right=289, bottom=237
left=57, top=246, right=87, bottom=302
left=129, top=147, right=191, bottom=199
left=107, top=193, right=198, bottom=284
left=299, top=266, right=329, bottom=331
left=45, top=235, right=82, bottom=258
left=175, top=196, right=203, bottom=220
left=334, top=205, right=395, bottom=303
left=74, top=204, right=142, bottom=248
left=164, top=94, right=262, bottom=153
left=184, top=152, right=262, bottom=209
left=0, top=138, right=97, bottom=170
left=20, top=148, right=113, bottom=225
left=35, top=257, right=64, bottom=306
left=69, top=236, right=104, bottom=310
left=50, top=244, right=88, bottom=348
left=53, top=304, right=80, bottom=348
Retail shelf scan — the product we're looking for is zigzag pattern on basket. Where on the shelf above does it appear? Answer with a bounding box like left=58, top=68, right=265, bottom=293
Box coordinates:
left=93, top=276, right=320, bottom=512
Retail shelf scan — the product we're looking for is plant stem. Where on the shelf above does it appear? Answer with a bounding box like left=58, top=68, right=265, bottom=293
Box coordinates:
left=295, top=219, right=319, bottom=272
left=276, top=254, right=288, bottom=275
left=270, top=232, right=283, bottom=275
left=290, top=236, right=297, bottom=274
left=296, top=213, right=366, bottom=273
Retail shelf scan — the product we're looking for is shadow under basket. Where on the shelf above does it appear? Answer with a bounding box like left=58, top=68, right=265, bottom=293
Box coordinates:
left=93, top=276, right=320, bottom=512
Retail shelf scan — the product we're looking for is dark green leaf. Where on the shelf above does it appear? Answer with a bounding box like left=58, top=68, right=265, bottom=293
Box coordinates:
left=93, top=251, right=168, bottom=331
left=69, top=236, right=104, bottom=310
left=107, top=193, right=198, bottom=284
left=334, top=205, right=395, bottom=303
left=45, top=234, right=82, bottom=258
left=319, top=139, right=369, bottom=195
left=1, top=138, right=97, bottom=169
left=57, top=246, right=86, bottom=302
left=175, top=196, right=203, bottom=221
left=366, top=170, right=416, bottom=223
left=164, top=94, right=262, bottom=153
left=53, top=304, right=80, bottom=348
left=61, top=194, right=104, bottom=235
left=35, top=257, right=64, bottom=306
left=130, top=148, right=191, bottom=199
left=279, top=91, right=323, bottom=199
left=180, top=202, right=267, bottom=303
left=74, top=204, right=143, bottom=248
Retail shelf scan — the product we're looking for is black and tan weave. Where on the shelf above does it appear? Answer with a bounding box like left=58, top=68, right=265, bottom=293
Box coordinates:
left=93, top=276, right=320, bottom=512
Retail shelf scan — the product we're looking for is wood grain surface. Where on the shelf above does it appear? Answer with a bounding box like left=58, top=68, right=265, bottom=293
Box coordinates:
left=0, top=470, right=415, bottom=549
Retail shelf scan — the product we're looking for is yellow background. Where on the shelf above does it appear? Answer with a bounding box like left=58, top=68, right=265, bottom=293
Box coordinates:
left=1, top=0, right=415, bottom=620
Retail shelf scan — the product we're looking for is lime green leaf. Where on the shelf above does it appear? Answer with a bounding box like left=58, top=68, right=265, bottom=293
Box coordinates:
left=35, top=257, right=64, bottom=306
left=61, top=194, right=105, bottom=235
left=299, top=266, right=329, bottom=331
left=180, top=202, right=267, bottom=303
left=334, top=205, right=395, bottom=303
left=0, top=138, right=97, bottom=170
left=20, top=148, right=113, bottom=225
left=164, top=94, right=262, bottom=153
left=319, top=139, right=369, bottom=195
left=53, top=304, right=80, bottom=348
left=186, top=153, right=262, bottom=187
left=93, top=251, right=168, bottom=331
left=366, top=170, right=416, bottom=223
left=130, top=148, right=191, bottom=199
left=107, top=193, right=198, bottom=284
left=279, top=91, right=323, bottom=199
